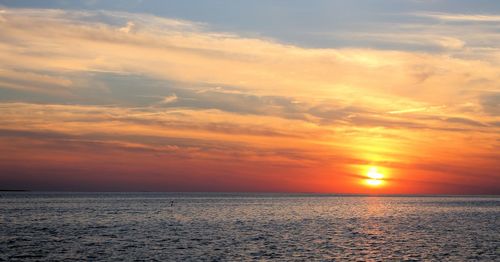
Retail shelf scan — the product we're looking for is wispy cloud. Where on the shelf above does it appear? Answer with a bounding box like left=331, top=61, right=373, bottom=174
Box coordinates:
left=415, top=12, right=500, bottom=22
left=160, top=94, right=178, bottom=104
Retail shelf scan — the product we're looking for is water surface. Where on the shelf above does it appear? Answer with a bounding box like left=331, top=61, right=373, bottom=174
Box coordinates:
left=1, top=193, right=499, bottom=261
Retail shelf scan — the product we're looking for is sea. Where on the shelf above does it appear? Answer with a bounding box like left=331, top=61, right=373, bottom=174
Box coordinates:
left=0, top=193, right=498, bottom=261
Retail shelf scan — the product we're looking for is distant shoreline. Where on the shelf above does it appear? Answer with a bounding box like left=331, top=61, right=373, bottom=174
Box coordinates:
left=0, top=189, right=30, bottom=192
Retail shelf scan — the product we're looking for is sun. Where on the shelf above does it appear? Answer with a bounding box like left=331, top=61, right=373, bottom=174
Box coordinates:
left=364, top=166, right=384, bottom=187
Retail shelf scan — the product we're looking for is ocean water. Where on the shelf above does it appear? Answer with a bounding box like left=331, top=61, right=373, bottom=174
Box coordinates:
left=0, top=193, right=498, bottom=261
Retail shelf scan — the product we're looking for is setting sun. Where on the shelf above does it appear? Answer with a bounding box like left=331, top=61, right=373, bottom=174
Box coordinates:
left=364, top=167, right=385, bottom=187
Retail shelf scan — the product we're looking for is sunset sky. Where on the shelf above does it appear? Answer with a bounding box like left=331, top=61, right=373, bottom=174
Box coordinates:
left=0, top=0, right=499, bottom=194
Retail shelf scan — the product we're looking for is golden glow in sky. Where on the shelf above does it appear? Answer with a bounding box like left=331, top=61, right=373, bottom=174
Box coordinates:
left=0, top=2, right=499, bottom=194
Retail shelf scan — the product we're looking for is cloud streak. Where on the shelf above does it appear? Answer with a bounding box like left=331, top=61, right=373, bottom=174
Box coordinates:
left=414, top=12, right=500, bottom=22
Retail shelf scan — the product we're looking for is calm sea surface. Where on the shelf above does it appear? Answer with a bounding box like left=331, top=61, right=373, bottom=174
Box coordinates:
left=0, top=193, right=498, bottom=261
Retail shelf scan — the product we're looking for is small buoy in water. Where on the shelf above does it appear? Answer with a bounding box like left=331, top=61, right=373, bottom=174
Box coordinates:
left=170, top=200, right=174, bottom=207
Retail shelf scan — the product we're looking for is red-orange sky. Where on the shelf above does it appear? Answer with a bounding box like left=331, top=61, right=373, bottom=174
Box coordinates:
left=0, top=2, right=499, bottom=194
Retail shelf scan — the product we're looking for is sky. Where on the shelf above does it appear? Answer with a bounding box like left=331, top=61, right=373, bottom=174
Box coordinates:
left=0, top=0, right=499, bottom=194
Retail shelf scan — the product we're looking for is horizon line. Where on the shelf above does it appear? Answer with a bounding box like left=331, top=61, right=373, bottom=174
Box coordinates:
left=2, top=190, right=499, bottom=197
